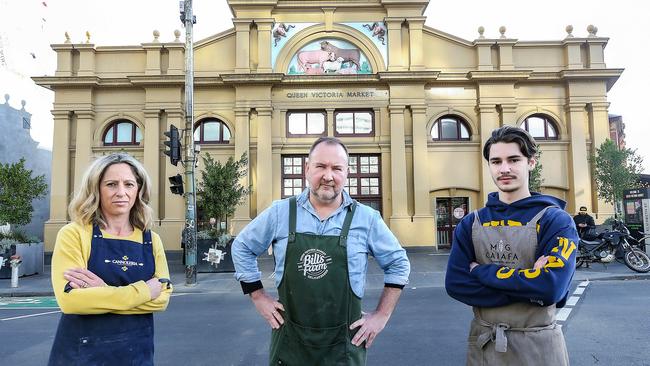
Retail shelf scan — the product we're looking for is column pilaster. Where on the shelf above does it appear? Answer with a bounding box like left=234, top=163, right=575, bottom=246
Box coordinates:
left=73, top=110, right=95, bottom=193
left=232, top=107, right=251, bottom=232
left=499, top=103, right=518, bottom=126
left=143, top=109, right=161, bottom=216
left=407, top=17, right=425, bottom=71
left=410, top=105, right=434, bottom=244
left=256, top=19, right=274, bottom=73
left=45, top=110, right=72, bottom=250
left=234, top=19, right=252, bottom=73
left=388, top=105, right=408, bottom=217
left=566, top=102, right=592, bottom=212
left=385, top=18, right=405, bottom=71
left=256, top=107, right=273, bottom=212
left=478, top=104, right=499, bottom=206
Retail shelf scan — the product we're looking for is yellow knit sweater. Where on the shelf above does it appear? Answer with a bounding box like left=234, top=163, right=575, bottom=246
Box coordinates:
left=51, top=222, right=172, bottom=315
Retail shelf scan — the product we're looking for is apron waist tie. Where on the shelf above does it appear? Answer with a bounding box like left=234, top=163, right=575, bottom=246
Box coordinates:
left=476, top=319, right=556, bottom=353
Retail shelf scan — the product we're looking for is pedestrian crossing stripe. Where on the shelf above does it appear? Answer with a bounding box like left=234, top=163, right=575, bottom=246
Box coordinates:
left=0, top=297, right=59, bottom=309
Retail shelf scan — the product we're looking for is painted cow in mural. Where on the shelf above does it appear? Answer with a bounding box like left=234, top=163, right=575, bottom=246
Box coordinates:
left=272, top=23, right=295, bottom=47
left=319, top=41, right=361, bottom=69
left=296, top=49, right=330, bottom=72
left=363, top=22, right=386, bottom=45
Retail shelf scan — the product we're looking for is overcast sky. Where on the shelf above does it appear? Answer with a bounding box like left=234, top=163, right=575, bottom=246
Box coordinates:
left=1, top=0, right=647, bottom=173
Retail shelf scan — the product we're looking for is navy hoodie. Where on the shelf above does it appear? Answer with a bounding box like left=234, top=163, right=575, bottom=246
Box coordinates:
left=445, top=192, right=578, bottom=308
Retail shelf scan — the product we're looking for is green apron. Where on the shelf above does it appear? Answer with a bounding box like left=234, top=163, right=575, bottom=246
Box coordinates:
left=269, top=197, right=367, bottom=366
left=467, top=206, right=570, bottom=366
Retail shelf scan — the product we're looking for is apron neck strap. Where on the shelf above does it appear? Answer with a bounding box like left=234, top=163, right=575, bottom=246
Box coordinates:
left=526, top=206, right=556, bottom=228
left=289, top=196, right=297, bottom=243
left=92, top=223, right=103, bottom=238
left=339, top=202, right=357, bottom=247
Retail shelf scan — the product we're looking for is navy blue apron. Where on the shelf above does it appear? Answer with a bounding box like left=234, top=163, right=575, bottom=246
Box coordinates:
left=48, top=225, right=156, bottom=366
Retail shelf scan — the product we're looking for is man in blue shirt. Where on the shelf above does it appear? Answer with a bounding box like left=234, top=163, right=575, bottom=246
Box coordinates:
left=233, top=137, right=410, bottom=365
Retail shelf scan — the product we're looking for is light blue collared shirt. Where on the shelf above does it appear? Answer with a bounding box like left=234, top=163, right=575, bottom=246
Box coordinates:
left=232, top=189, right=410, bottom=298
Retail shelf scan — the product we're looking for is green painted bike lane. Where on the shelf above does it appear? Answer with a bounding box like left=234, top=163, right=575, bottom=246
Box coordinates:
left=0, top=297, right=59, bottom=309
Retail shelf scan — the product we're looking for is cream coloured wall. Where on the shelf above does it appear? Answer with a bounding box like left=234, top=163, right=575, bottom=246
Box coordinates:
left=35, top=0, right=622, bottom=250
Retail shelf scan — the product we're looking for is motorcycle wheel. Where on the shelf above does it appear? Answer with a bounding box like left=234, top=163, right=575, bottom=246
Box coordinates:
left=623, top=249, right=650, bottom=273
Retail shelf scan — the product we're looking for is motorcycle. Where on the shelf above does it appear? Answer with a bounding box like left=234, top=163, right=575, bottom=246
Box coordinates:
left=576, top=219, right=650, bottom=273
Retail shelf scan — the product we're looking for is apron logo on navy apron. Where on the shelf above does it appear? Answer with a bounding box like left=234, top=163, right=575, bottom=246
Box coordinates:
left=103, top=255, right=144, bottom=272
left=486, top=239, right=519, bottom=266
left=297, top=249, right=333, bottom=279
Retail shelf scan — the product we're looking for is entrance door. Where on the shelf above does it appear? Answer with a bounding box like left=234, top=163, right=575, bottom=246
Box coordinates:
left=436, top=197, right=469, bottom=246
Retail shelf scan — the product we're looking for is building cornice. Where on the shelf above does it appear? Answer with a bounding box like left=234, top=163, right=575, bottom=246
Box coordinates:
left=560, top=68, right=624, bottom=91
left=378, top=71, right=440, bottom=81
left=467, top=70, right=532, bottom=82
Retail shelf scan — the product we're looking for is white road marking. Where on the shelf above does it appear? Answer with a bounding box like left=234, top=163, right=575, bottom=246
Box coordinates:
left=556, top=308, right=572, bottom=322
left=566, top=296, right=580, bottom=306
left=1, top=310, right=61, bottom=321
left=557, top=282, right=591, bottom=324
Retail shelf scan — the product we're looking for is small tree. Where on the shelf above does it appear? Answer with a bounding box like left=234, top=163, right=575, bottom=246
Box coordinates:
left=0, top=158, right=47, bottom=228
left=592, top=139, right=644, bottom=216
left=529, top=149, right=544, bottom=192
left=196, top=153, right=250, bottom=236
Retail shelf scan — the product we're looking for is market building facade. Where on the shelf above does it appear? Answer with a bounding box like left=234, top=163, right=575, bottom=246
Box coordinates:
left=35, top=0, right=622, bottom=251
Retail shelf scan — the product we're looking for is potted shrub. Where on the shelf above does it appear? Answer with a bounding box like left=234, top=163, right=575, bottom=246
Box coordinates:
left=0, top=158, right=47, bottom=278
left=195, top=153, right=250, bottom=273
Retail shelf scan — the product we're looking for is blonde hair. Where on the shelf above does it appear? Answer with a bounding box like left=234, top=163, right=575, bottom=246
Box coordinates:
left=68, top=153, right=154, bottom=230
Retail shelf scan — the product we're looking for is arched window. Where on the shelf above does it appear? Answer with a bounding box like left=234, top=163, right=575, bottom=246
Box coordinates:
left=520, top=114, right=559, bottom=140
left=194, top=118, right=231, bottom=144
left=103, top=120, right=142, bottom=146
left=430, top=115, right=470, bottom=141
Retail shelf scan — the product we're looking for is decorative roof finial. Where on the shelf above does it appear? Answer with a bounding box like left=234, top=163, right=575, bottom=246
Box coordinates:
left=587, top=24, right=598, bottom=37
left=153, top=30, right=160, bottom=43
left=499, top=26, right=507, bottom=39
left=21, top=100, right=26, bottom=109
left=478, top=26, right=485, bottom=39
left=64, top=32, right=71, bottom=43
left=174, top=29, right=181, bottom=42
left=4, top=94, right=9, bottom=104
left=565, top=25, right=574, bottom=38
left=85, top=31, right=91, bottom=43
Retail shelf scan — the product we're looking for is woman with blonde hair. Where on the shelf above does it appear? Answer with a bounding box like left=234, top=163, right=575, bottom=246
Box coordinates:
left=48, top=152, right=172, bottom=366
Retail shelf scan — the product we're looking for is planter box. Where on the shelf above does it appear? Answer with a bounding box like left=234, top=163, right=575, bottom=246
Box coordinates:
left=195, top=238, right=235, bottom=273
left=0, top=242, right=44, bottom=278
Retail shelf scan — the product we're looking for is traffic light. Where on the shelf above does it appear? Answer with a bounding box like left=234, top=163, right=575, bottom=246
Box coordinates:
left=164, top=124, right=182, bottom=166
left=169, top=174, right=184, bottom=195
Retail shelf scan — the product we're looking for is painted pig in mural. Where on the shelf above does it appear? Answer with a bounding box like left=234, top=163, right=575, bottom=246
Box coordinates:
left=296, top=49, right=330, bottom=72
left=319, top=41, right=361, bottom=69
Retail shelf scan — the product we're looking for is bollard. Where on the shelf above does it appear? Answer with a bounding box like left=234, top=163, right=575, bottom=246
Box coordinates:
left=11, top=265, right=19, bottom=288
left=10, top=255, right=21, bottom=288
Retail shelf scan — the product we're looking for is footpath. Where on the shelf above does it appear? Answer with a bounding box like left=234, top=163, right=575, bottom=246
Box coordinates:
left=1, top=247, right=649, bottom=297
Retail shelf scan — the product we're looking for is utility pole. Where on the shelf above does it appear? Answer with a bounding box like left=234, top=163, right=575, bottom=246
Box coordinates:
left=180, top=0, right=197, bottom=285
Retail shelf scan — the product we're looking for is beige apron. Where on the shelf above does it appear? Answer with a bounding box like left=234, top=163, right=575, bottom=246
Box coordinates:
left=467, top=207, right=570, bottom=366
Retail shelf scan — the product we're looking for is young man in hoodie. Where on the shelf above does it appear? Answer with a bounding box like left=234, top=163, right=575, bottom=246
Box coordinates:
left=445, top=126, right=578, bottom=366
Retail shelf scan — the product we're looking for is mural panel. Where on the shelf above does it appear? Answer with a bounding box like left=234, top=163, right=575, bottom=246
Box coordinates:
left=271, top=23, right=315, bottom=68
left=287, top=39, right=372, bottom=75
left=343, top=22, right=388, bottom=66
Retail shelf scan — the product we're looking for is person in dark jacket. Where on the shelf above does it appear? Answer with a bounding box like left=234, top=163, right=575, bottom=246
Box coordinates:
left=573, top=206, right=596, bottom=238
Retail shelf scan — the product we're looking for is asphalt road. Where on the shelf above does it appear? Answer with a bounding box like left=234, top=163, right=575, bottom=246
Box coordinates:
left=2, top=279, right=649, bottom=365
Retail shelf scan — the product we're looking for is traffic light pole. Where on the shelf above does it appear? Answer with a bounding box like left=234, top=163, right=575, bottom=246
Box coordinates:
left=181, top=0, right=197, bottom=285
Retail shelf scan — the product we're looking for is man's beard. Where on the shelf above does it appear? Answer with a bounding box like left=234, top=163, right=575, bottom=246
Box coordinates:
left=310, top=184, right=340, bottom=203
